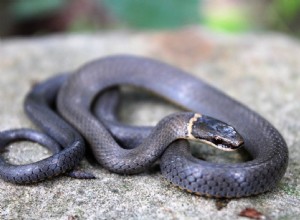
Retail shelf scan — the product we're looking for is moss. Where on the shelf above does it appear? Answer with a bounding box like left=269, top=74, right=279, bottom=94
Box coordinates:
left=279, top=183, right=300, bottom=197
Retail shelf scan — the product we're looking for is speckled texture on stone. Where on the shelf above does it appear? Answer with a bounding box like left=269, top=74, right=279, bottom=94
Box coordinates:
left=0, top=29, right=299, bottom=219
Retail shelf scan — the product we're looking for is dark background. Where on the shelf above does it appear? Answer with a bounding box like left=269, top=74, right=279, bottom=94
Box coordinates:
left=0, top=0, right=299, bottom=38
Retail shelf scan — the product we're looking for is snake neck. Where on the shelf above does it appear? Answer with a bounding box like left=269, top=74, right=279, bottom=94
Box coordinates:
left=155, top=112, right=199, bottom=140
left=185, top=113, right=202, bottom=139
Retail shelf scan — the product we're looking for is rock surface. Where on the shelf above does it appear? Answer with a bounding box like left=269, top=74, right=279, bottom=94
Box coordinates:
left=0, top=28, right=299, bottom=219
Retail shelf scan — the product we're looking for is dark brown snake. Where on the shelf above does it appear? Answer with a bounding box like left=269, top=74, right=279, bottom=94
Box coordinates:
left=0, top=55, right=288, bottom=198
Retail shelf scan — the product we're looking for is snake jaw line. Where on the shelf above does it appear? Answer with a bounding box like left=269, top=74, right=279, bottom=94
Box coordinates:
left=198, top=139, right=227, bottom=151
left=195, top=139, right=237, bottom=152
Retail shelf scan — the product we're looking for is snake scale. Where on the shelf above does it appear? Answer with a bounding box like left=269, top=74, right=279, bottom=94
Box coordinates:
left=0, top=55, right=288, bottom=198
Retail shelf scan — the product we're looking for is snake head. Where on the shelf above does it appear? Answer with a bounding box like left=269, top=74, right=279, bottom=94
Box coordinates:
left=187, top=114, right=244, bottom=151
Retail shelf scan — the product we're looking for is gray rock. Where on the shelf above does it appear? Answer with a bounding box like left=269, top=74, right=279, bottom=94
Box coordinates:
left=0, top=29, right=299, bottom=219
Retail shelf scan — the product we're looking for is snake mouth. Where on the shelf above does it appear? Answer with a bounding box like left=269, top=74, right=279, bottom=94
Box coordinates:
left=210, top=137, right=244, bottom=151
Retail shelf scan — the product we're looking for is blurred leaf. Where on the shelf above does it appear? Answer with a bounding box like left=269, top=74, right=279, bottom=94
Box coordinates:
left=203, top=9, right=249, bottom=33
left=272, top=0, right=300, bottom=21
left=102, top=0, right=201, bottom=29
left=266, top=0, right=300, bottom=34
left=10, top=0, right=66, bottom=20
left=68, top=17, right=98, bottom=32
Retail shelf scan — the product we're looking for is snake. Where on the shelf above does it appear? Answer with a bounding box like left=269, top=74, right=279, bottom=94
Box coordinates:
left=0, top=55, right=288, bottom=198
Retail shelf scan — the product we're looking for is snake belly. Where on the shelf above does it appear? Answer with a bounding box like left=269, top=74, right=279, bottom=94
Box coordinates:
left=55, top=55, right=288, bottom=198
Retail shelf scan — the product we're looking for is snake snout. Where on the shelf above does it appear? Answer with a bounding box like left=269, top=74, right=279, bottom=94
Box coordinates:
left=213, top=123, right=244, bottom=150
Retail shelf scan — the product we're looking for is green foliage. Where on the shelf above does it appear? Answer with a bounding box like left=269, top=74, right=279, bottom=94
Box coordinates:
left=203, top=9, right=249, bottom=33
left=272, top=0, right=300, bottom=21
left=9, top=0, right=66, bottom=20
left=102, top=0, right=201, bottom=29
left=68, top=16, right=99, bottom=32
left=266, top=0, right=300, bottom=33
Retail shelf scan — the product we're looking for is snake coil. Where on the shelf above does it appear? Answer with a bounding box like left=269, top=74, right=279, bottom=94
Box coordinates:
left=0, top=55, right=288, bottom=198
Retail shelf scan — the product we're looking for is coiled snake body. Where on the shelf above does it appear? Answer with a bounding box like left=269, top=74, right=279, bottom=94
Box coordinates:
left=0, top=55, right=288, bottom=198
